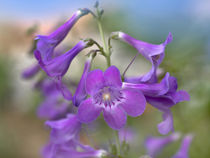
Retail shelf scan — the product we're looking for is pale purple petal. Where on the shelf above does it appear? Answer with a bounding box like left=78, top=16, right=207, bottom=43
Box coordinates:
left=104, top=65, right=122, bottom=88
left=123, top=73, right=170, bottom=96
left=103, top=106, right=127, bottom=130
left=172, top=134, right=194, bottom=158
left=119, top=127, right=135, bottom=143
left=85, top=70, right=105, bottom=95
left=77, top=98, right=102, bottom=123
left=145, top=133, right=180, bottom=158
left=55, top=77, right=72, bottom=100
left=157, top=110, right=174, bottom=135
left=120, top=88, right=146, bottom=117
left=73, top=59, right=91, bottom=106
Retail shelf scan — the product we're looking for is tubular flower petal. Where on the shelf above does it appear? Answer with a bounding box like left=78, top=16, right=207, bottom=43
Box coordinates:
left=78, top=66, right=146, bottom=130
left=73, top=59, right=91, bottom=106
left=34, top=9, right=90, bottom=63
left=144, top=133, right=180, bottom=158
left=113, top=31, right=172, bottom=83
left=172, top=134, right=194, bottom=158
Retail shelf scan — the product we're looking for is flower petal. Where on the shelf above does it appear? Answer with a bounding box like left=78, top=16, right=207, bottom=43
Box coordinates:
left=120, top=88, right=146, bottom=117
left=85, top=70, right=105, bottom=95
left=77, top=98, right=102, bottom=123
left=104, top=66, right=122, bottom=88
left=103, top=106, right=127, bottom=130
left=157, top=110, right=174, bottom=135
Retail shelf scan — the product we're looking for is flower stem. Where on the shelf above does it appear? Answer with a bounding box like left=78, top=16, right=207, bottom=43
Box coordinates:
left=96, top=11, right=111, bottom=67
left=115, top=130, right=121, bottom=156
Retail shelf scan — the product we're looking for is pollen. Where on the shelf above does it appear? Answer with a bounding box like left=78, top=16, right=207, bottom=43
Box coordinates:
left=103, top=93, right=111, bottom=101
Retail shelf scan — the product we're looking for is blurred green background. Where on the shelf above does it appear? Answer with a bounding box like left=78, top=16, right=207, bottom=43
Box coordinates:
left=0, top=0, right=210, bottom=157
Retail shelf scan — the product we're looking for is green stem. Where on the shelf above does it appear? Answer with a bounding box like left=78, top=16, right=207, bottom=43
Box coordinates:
left=115, top=130, right=121, bottom=156
left=96, top=19, right=111, bottom=67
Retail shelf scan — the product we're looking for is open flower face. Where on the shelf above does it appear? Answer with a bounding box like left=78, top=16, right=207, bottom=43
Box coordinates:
left=78, top=66, right=146, bottom=130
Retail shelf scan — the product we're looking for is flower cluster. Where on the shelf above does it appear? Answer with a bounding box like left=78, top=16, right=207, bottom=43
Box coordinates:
left=23, top=3, right=192, bottom=158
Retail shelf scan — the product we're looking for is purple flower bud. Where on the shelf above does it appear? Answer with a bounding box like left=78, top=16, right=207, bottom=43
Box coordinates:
left=145, top=133, right=180, bottom=158
left=172, top=134, right=194, bottom=158
left=73, top=59, right=91, bottom=106
left=77, top=66, right=146, bottom=130
left=113, top=31, right=172, bottom=83
left=22, top=64, right=40, bottom=79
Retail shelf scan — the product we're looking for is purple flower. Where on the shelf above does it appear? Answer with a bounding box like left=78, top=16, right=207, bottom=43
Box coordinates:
left=144, top=133, right=180, bottom=158
left=34, top=9, right=89, bottom=63
left=112, top=31, right=172, bottom=83
left=22, top=64, right=40, bottom=79
left=42, top=141, right=106, bottom=158
left=37, top=40, right=89, bottom=100
left=36, top=79, right=69, bottom=120
left=123, top=73, right=190, bottom=134
left=73, top=59, right=91, bottom=106
left=43, top=114, right=107, bottom=158
left=172, top=134, right=194, bottom=158
left=77, top=66, right=146, bottom=130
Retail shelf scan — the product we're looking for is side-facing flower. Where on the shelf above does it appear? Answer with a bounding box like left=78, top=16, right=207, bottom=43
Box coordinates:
left=43, top=114, right=107, bottom=158
left=34, top=8, right=90, bottom=63
left=123, top=73, right=190, bottom=134
left=112, top=31, right=172, bottom=83
left=144, top=133, right=180, bottom=158
left=78, top=66, right=146, bottom=130
left=73, top=59, right=91, bottom=106
left=172, top=134, right=194, bottom=158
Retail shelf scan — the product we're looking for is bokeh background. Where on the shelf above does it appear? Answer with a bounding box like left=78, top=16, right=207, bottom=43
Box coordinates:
left=0, top=0, right=210, bottom=157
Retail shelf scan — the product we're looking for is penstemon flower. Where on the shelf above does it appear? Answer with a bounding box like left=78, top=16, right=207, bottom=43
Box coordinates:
left=78, top=66, right=146, bottom=130
left=23, top=3, right=193, bottom=158
left=112, top=31, right=172, bottom=83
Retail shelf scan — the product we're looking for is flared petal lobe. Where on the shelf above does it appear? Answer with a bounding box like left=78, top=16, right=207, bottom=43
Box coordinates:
left=22, top=64, right=40, bottom=79
left=120, top=88, right=146, bottom=117
left=103, top=106, right=127, bottom=130
left=77, top=98, right=103, bottom=123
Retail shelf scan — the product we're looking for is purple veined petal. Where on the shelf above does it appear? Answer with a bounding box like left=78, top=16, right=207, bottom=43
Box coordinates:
left=157, top=110, right=174, bottom=135
left=85, top=69, right=105, bottom=95
left=123, top=73, right=170, bottom=97
left=103, top=106, right=127, bottom=130
left=45, top=114, right=81, bottom=143
left=144, top=133, right=180, bottom=158
left=77, top=98, right=103, bottom=123
left=35, top=8, right=90, bottom=62
left=104, top=65, right=122, bottom=88
left=114, top=32, right=172, bottom=83
left=22, top=64, right=40, bottom=79
left=55, top=77, right=73, bottom=100
left=120, top=88, right=146, bottom=117
left=170, top=90, right=190, bottom=103
left=73, top=59, right=91, bottom=107
left=172, top=134, right=194, bottom=158
left=40, top=41, right=86, bottom=78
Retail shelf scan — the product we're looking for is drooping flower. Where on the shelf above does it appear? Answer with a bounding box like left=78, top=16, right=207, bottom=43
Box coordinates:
left=37, top=40, right=91, bottom=100
left=43, top=114, right=107, bottom=158
left=123, top=73, right=190, bottom=134
left=73, top=59, right=91, bottom=107
left=34, top=8, right=90, bottom=63
left=112, top=31, right=172, bottom=83
left=22, top=64, right=40, bottom=79
left=172, top=134, right=194, bottom=158
left=144, top=133, right=180, bottom=158
left=77, top=66, right=146, bottom=130
left=37, top=79, right=69, bottom=120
